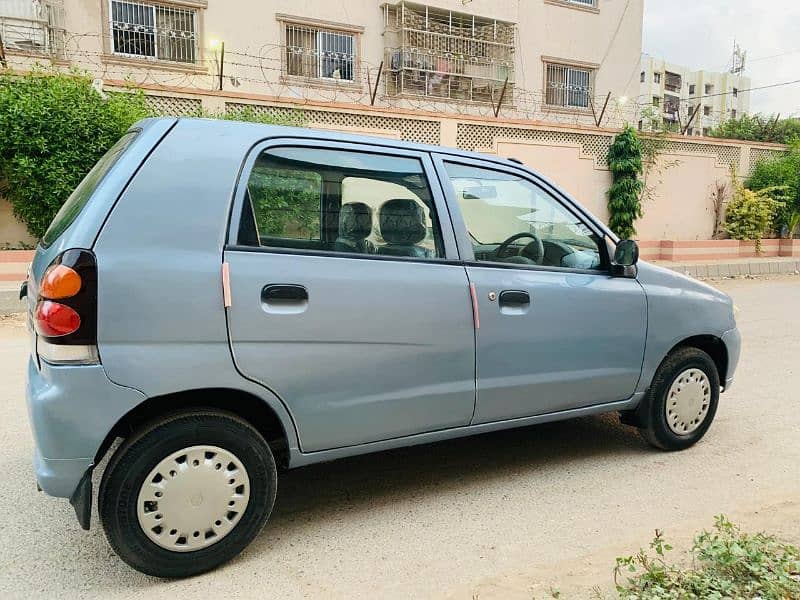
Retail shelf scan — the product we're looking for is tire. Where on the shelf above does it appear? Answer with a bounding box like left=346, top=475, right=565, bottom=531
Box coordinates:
left=639, top=347, right=720, bottom=451
left=99, top=409, right=277, bottom=578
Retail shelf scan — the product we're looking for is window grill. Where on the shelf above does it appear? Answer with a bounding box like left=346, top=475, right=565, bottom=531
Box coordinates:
left=383, top=1, right=515, bottom=104
left=110, top=0, right=197, bottom=64
left=0, top=0, right=65, bottom=56
left=284, top=23, right=356, bottom=82
left=545, top=63, right=592, bottom=109
left=565, top=0, right=596, bottom=6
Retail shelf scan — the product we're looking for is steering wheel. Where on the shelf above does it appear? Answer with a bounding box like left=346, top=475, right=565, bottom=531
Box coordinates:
left=495, top=232, right=545, bottom=265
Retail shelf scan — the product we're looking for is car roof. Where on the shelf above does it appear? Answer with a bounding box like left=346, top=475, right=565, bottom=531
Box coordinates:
left=136, top=116, right=528, bottom=172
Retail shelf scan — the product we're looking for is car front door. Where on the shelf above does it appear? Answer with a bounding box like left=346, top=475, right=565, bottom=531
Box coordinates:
left=225, top=141, right=476, bottom=452
left=435, top=155, right=647, bottom=424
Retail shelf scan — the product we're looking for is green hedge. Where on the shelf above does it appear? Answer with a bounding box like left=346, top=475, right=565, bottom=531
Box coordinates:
left=0, top=70, right=304, bottom=240
left=0, top=70, right=150, bottom=238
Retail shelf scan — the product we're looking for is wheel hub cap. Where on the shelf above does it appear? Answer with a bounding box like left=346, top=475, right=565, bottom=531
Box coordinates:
left=136, top=445, right=250, bottom=552
left=665, top=368, right=711, bottom=435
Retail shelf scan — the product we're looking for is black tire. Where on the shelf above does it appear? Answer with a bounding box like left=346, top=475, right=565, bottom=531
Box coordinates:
left=639, top=347, right=720, bottom=451
left=99, top=409, right=277, bottom=578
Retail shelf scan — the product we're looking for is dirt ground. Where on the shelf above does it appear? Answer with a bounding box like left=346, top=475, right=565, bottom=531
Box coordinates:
left=0, top=275, right=798, bottom=599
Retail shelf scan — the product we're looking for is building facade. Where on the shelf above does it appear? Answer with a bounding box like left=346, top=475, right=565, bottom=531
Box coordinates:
left=1, top=0, right=643, bottom=126
left=640, top=55, right=751, bottom=136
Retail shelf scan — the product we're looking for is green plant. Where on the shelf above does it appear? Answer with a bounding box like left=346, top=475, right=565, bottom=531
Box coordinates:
left=614, top=516, right=800, bottom=599
left=0, top=69, right=150, bottom=238
left=607, top=125, right=644, bottom=239
left=787, top=210, right=800, bottom=239
left=724, top=182, right=786, bottom=252
left=747, top=141, right=800, bottom=230
left=710, top=113, right=800, bottom=144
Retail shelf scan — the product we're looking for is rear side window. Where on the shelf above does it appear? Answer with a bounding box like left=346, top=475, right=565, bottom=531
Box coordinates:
left=41, top=131, right=139, bottom=248
left=238, top=146, right=444, bottom=259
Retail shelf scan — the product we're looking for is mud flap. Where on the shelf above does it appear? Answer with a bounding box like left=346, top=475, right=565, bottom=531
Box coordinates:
left=69, top=468, right=93, bottom=530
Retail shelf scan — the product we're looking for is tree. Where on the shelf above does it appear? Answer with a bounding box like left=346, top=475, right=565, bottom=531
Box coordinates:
left=710, top=114, right=800, bottom=145
left=607, top=125, right=644, bottom=239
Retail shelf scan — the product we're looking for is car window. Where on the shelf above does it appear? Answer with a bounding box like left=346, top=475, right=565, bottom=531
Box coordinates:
left=240, top=146, right=444, bottom=259
left=444, top=162, right=605, bottom=271
left=41, top=131, right=139, bottom=248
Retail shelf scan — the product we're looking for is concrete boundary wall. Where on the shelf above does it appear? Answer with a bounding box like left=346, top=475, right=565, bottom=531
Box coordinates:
left=0, top=83, right=789, bottom=246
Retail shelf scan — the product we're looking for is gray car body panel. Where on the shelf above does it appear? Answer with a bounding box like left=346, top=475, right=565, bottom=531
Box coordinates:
left=634, top=261, right=738, bottom=390
left=25, top=118, right=741, bottom=499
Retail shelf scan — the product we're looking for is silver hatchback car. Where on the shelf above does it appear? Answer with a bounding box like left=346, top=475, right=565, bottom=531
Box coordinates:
left=25, top=118, right=740, bottom=577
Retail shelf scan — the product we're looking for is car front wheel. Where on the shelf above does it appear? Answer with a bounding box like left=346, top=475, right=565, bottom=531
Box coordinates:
left=99, top=409, right=277, bottom=577
left=639, top=347, right=720, bottom=451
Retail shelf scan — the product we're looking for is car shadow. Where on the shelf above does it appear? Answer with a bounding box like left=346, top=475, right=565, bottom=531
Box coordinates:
left=248, top=413, right=651, bottom=552
left=16, top=412, right=652, bottom=590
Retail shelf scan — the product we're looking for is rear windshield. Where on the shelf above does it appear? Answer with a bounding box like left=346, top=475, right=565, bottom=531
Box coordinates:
left=41, top=131, right=139, bottom=248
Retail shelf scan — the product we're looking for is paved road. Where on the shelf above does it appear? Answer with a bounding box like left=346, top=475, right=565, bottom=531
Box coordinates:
left=1, top=276, right=798, bottom=599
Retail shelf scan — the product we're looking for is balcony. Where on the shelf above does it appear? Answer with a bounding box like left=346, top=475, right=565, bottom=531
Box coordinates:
left=664, top=71, right=682, bottom=93
left=0, top=0, right=65, bottom=57
left=382, top=1, right=516, bottom=104
left=663, top=94, right=680, bottom=121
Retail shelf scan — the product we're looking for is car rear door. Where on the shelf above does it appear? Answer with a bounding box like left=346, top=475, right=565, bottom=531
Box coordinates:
left=224, top=140, right=476, bottom=452
left=434, top=154, right=647, bottom=423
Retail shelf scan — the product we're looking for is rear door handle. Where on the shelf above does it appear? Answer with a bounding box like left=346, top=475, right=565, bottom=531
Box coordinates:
left=499, top=290, right=530, bottom=306
left=261, top=284, right=308, bottom=302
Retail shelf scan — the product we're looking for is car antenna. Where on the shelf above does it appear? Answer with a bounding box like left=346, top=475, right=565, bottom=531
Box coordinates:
left=507, top=157, right=524, bottom=165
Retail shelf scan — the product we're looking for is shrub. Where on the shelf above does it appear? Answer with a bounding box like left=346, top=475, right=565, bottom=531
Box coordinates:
left=607, top=125, right=644, bottom=239
left=747, top=141, right=800, bottom=230
left=0, top=70, right=306, bottom=240
left=0, top=70, right=150, bottom=238
left=723, top=183, right=786, bottom=252
left=615, top=516, right=800, bottom=600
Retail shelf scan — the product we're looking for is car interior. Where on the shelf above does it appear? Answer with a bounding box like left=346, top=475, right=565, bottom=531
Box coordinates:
left=239, top=147, right=442, bottom=258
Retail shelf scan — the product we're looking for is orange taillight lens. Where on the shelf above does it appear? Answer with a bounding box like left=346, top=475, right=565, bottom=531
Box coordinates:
left=40, top=264, right=82, bottom=300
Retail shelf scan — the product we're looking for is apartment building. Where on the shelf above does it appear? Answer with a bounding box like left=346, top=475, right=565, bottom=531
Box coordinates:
left=640, top=55, right=751, bottom=136
left=1, top=0, right=643, bottom=125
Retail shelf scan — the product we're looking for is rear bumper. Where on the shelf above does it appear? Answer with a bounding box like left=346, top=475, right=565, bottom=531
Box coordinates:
left=721, top=326, right=741, bottom=391
left=32, top=448, right=91, bottom=497
left=26, top=356, right=146, bottom=499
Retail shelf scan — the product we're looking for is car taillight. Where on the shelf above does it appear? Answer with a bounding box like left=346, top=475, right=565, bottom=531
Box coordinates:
left=40, top=264, right=82, bottom=299
left=34, top=301, right=81, bottom=337
left=33, top=249, right=98, bottom=365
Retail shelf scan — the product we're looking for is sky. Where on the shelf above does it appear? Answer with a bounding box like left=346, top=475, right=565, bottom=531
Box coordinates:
left=643, top=0, right=800, bottom=116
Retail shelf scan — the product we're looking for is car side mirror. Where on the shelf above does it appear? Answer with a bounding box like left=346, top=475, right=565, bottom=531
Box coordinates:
left=611, top=239, right=639, bottom=277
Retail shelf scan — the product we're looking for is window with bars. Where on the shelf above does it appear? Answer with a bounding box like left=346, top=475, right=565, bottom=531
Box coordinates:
left=565, top=0, right=596, bottom=6
left=545, top=63, right=592, bottom=109
left=109, top=0, right=198, bottom=64
left=284, top=22, right=357, bottom=82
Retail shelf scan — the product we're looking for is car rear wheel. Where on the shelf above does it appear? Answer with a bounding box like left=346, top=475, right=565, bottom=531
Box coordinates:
left=99, top=409, right=277, bottom=577
left=639, top=347, right=720, bottom=451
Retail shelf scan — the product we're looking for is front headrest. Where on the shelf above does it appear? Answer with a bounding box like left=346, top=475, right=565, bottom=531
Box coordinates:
left=379, top=199, right=427, bottom=245
left=338, top=202, right=373, bottom=241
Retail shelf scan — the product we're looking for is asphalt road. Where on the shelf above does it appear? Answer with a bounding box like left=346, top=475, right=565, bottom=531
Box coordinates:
left=1, top=276, right=798, bottom=599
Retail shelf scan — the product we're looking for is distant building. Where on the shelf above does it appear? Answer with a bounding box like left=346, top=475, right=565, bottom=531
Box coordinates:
left=639, top=55, right=750, bottom=136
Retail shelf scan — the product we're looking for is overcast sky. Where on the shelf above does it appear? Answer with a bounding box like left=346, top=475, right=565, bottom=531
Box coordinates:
left=643, top=0, right=800, bottom=116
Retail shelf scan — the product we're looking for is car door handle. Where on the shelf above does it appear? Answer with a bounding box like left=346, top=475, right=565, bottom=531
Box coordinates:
left=261, top=284, right=308, bottom=303
left=499, top=290, right=530, bottom=306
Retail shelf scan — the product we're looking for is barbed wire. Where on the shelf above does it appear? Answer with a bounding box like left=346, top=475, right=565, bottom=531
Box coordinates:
left=9, top=31, right=749, bottom=130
